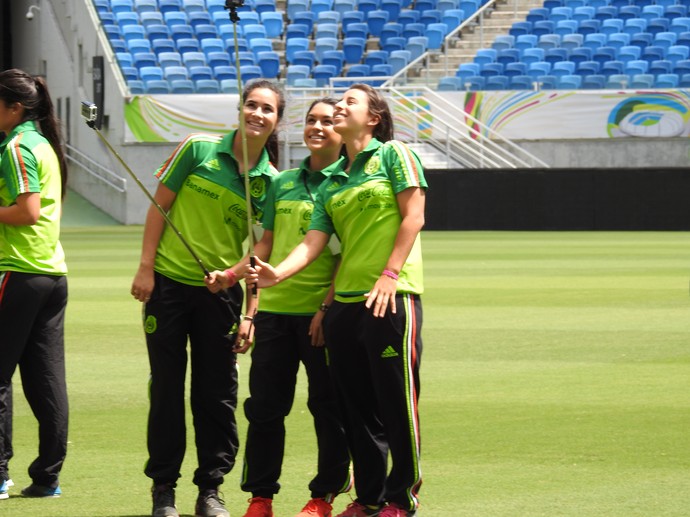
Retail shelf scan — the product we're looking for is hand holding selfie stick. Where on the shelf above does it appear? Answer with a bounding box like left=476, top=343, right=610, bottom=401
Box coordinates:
left=81, top=102, right=211, bottom=279
left=225, top=0, right=258, bottom=300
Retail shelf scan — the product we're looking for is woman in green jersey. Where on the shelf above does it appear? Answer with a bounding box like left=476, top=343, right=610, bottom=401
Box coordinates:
left=0, top=69, right=69, bottom=500
left=207, top=99, right=352, bottom=517
left=130, top=80, right=285, bottom=517
left=246, top=84, right=426, bottom=517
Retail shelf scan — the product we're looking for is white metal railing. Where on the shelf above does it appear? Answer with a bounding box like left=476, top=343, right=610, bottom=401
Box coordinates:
left=388, top=85, right=549, bottom=168
left=66, top=143, right=127, bottom=192
left=282, top=85, right=549, bottom=169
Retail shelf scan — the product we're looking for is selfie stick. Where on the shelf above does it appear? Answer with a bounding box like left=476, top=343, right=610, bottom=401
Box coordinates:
left=81, top=102, right=211, bottom=278
left=226, top=0, right=257, bottom=298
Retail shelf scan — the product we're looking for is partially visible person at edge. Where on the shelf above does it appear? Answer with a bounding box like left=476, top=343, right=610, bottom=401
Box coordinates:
left=0, top=69, right=69, bottom=501
left=130, top=80, right=285, bottom=517
left=206, top=99, right=352, bottom=517
left=245, top=84, right=426, bottom=517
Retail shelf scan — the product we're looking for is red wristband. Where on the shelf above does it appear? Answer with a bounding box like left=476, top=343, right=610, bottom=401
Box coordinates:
left=224, top=269, right=237, bottom=287
left=382, top=269, right=399, bottom=281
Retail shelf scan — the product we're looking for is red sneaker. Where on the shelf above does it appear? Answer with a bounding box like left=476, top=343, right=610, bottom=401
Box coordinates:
left=334, top=501, right=381, bottom=517
left=295, top=497, right=333, bottom=517
left=242, top=497, right=274, bottom=517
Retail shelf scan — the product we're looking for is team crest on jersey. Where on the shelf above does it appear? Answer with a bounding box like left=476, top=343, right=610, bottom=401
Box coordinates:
left=281, top=180, right=295, bottom=190
left=364, top=156, right=381, bottom=175
left=250, top=177, right=266, bottom=198
left=144, top=315, right=157, bottom=334
left=326, top=180, right=341, bottom=191
left=204, top=159, right=221, bottom=170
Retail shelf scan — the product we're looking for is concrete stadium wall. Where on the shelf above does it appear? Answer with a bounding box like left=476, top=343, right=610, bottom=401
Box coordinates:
left=425, top=168, right=690, bottom=230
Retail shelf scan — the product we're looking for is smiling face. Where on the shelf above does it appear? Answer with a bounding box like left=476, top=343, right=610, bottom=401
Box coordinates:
left=242, top=87, right=280, bottom=142
left=0, top=100, right=23, bottom=135
left=333, top=88, right=380, bottom=140
left=303, top=101, right=342, bottom=156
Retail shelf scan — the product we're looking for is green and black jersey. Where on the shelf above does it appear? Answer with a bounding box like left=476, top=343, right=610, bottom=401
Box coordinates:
left=310, top=138, right=427, bottom=303
left=154, top=130, right=278, bottom=286
left=0, top=120, right=67, bottom=275
left=260, top=158, right=339, bottom=315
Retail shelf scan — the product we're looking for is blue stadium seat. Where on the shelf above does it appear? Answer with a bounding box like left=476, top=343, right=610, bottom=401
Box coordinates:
left=504, top=62, right=528, bottom=76
left=537, top=75, right=558, bottom=89
left=254, top=0, right=277, bottom=14
left=415, top=0, right=437, bottom=11
left=654, top=32, right=677, bottom=51
left=624, top=59, right=649, bottom=74
left=510, top=21, right=533, bottom=37
left=365, top=50, right=389, bottom=67
left=314, top=37, right=339, bottom=62
left=312, top=64, right=338, bottom=86
left=312, top=0, right=335, bottom=16
left=527, top=8, right=549, bottom=22
left=595, top=6, right=619, bottom=21
left=442, top=9, right=465, bottom=29
left=341, top=10, right=365, bottom=33
left=532, top=20, right=556, bottom=36
left=510, top=75, right=534, bottom=89
left=515, top=34, right=538, bottom=50
left=318, top=10, right=342, bottom=25
left=679, top=72, right=690, bottom=86
left=578, top=19, right=601, bottom=35
left=152, top=39, right=176, bottom=55
left=479, top=62, right=503, bottom=77
left=347, top=64, right=372, bottom=78
left=551, top=60, right=576, bottom=76
left=128, top=38, right=152, bottom=55
left=158, top=51, right=183, bottom=68
left=402, top=22, right=425, bottom=39
left=220, top=78, right=239, bottom=93
left=380, top=22, right=403, bottom=45
left=146, top=24, right=172, bottom=42
left=556, top=74, right=582, bottom=88
left=177, top=37, right=201, bottom=54
left=170, top=79, right=195, bottom=93
left=140, top=65, right=164, bottom=82
left=344, top=22, right=369, bottom=39
left=647, top=18, right=670, bottom=36
left=164, top=65, right=189, bottom=81
left=427, top=23, right=449, bottom=49
left=288, top=0, right=310, bottom=21
left=140, top=11, right=164, bottom=28
left=407, top=36, right=429, bottom=61
left=195, top=79, right=221, bottom=93
left=665, top=5, right=688, bottom=20
left=389, top=49, right=412, bottom=74
left=201, top=37, right=225, bottom=54
left=206, top=0, right=227, bottom=15
left=286, top=64, right=311, bottom=85
left=239, top=65, right=262, bottom=82
left=334, top=0, right=357, bottom=16
left=455, top=62, right=481, bottom=80
left=244, top=24, right=268, bottom=42
left=538, top=34, right=562, bottom=50
left=550, top=6, right=574, bottom=21
left=496, top=49, right=520, bottom=65
left=667, top=44, right=690, bottom=64
left=121, top=66, right=139, bottom=81
left=521, top=47, right=546, bottom=64
left=291, top=50, right=316, bottom=69
left=316, top=23, right=339, bottom=40
left=601, top=59, right=625, bottom=74
left=286, top=23, right=311, bottom=39
left=110, top=39, right=127, bottom=53
left=206, top=51, right=231, bottom=68
left=261, top=12, right=284, bottom=39
left=562, top=33, right=585, bottom=49
left=569, top=47, right=593, bottom=64
left=617, top=45, right=642, bottom=63
left=437, top=76, right=464, bottom=90
left=188, top=65, right=213, bottom=80
left=182, top=0, right=205, bottom=14
left=112, top=0, right=134, bottom=15
left=322, top=50, right=345, bottom=74
left=555, top=20, right=579, bottom=35
left=605, top=73, right=630, bottom=88
left=145, top=79, right=171, bottom=93
left=607, top=32, right=631, bottom=50
left=195, top=24, right=218, bottom=40
left=641, top=45, right=665, bottom=62
left=573, top=6, right=595, bottom=20
left=256, top=51, right=281, bottom=78
left=485, top=75, right=509, bottom=90
left=170, top=24, right=194, bottom=43
left=582, top=74, right=606, bottom=88
left=465, top=75, right=485, bottom=91
left=592, top=46, right=617, bottom=65
left=165, top=11, right=188, bottom=28
left=183, top=51, right=207, bottom=68
left=641, top=4, right=664, bottom=20
left=624, top=17, right=648, bottom=35
left=649, top=59, right=672, bottom=74
left=576, top=60, right=600, bottom=75
left=421, top=9, right=442, bottom=26
left=236, top=51, right=257, bottom=66
left=213, top=11, right=233, bottom=30
left=133, top=52, right=158, bottom=68
left=630, top=73, right=654, bottom=87
left=629, top=32, right=653, bottom=48
left=358, top=0, right=381, bottom=16
left=159, top=0, right=182, bottom=15
left=214, top=65, right=237, bottom=81
left=238, top=12, right=261, bottom=30
left=286, top=38, right=310, bottom=63
left=188, top=11, right=212, bottom=29
left=545, top=48, right=569, bottom=64
left=371, top=63, right=392, bottom=85
left=584, top=32, right=608, bottom=49
left=367, top=10, right=390, bottom=37
left=618, top=5, right=642, bottom=20
left=527, top=61, right=551, bottom=78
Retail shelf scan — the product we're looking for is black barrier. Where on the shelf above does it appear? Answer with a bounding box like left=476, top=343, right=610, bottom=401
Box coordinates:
left=424, top=168, right=690, bottom=231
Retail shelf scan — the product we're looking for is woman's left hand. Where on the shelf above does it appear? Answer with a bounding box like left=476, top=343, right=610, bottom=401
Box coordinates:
left=364, top=275, right=397, bottom=318
left=309, top=310, right=326, bottom=347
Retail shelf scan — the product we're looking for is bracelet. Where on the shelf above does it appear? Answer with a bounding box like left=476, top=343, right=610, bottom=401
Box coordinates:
left=224, top=268, right=237, bottom=287
left=319, top=303, right=330, bottom=312
left=243, top=315, right=254, bottom=321
left=382, top=269, right=399, bottom=281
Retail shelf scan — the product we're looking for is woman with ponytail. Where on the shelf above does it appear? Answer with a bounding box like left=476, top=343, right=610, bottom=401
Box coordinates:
left=0, top=69, right=69, bottom=500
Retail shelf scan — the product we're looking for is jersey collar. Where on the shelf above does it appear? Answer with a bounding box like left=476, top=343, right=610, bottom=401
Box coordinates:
left=0, top=120, right=39, bottom=150
left=219, top=129, right=272, bottom=177
left=330, top=137, right=384, bottom=178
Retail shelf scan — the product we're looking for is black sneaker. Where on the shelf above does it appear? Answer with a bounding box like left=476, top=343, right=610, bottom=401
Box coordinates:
left=21, top=483, right=62, bottom=498
left=152, top=483, right=179, bottom=517
left=195, top=489, right=230, bottom=517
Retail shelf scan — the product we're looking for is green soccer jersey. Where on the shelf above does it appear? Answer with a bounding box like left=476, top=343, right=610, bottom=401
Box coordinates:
left=0, top=121, right=67, bottom=275
left=310, top=138, right=427, bottom=302
left=154, top=130, right=277, bottom=286
left=260, top=158, right=339, bottom=315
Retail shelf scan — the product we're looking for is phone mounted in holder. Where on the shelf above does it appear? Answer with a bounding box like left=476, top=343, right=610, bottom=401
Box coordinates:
left=224, top=0, right=244, bottom=22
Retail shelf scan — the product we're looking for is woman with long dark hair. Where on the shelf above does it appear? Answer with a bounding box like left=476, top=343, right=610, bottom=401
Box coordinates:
left=0, top=68, right=69, bottom=500
left=131, top=80, right=285, bottom=517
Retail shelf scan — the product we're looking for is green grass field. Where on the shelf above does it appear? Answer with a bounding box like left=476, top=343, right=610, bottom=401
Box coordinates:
left=3, top=229, right=690, bottom=516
